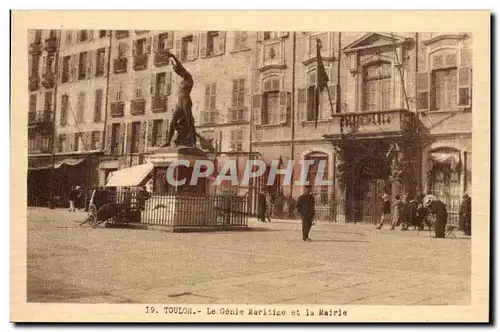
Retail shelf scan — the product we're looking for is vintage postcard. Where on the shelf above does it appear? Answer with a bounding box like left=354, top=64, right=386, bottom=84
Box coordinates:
left=10, top=10, right=490, bottom=323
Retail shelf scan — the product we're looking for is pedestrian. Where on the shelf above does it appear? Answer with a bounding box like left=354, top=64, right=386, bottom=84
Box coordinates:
left=256, top=188, right=267, bottom=223
left=406, top=194, right=420, bottom=230
left=400, top=194, right=410, bottom=231
left=460, top=193, right=472, bottom=236
left=68, top=186, right=81, bottom=212
left=391, top=195, right=404, bottom=230
left=376, top=194, right=391, bottom=229
left=265, top=190, right=273, bottom=222
left=428, top=198, right=448, bottom=238
left=297, top=185, right=315, bottom=242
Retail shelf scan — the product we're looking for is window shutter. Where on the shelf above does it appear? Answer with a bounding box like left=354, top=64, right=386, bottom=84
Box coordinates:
left=147, top=120, right=153, bottom=148
left=150, top=73, right=156, bottom=96
left=118, top=123, right=125, bottom=155
left=218, top=31, right=226, bottom=55
left=252, top=94, right=261, bottom=125
left=69, top=134, right=75, bottom=152
left=173, top=39, right=181, bottom=59
left=76, top=30, right=81, bottom=43
left=234, top=31, right=241, bottom=51
left=125, top=123, right=132, bottom=154
left=417, top=72, right=429, bottom=110
left=58, top=57, right=63, bottom=83
left=132, top=40, right=137, bottom=57
left=72, top=54, right=78, bottom=82
left=192, top=34, right=199, bottom=59
left=286, top=92, right=292, bottom=123
left=146, top=37, right=152, bottom=54
left=166, top=71, right=172, bottom=96
left=104, top=47, right=109, bottom=76
left=88, top=30, right=94, bottom=41
left=458, top=67, right=471, bottom=107
left=139, top=121, right=146, bottom=153
left=204, top=83, right=211, bottom=110
left=88, top=50, right=94, bottom=79
left=200, top=33, right=208, bottom=58
left=153, top=35, right=159, bottom=53
left=261, top=94, right=268, bottom=125
left=166, top=32, right=174, bottom=50
left=231, top=79, right=238, bottom=108
left=42, top=55, right=46, bottom=74
left=279, top=90, right=287, bottom=123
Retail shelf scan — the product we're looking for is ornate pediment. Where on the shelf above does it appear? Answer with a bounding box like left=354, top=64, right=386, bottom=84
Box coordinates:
left=343, top=32, right=408, bottom=54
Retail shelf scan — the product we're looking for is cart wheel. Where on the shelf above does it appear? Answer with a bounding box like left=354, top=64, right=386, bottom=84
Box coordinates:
left=88, top=204, right=98, bottom=228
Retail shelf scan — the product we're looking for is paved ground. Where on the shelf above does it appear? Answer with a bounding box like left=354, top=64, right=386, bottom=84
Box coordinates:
left=27, top=208, right=471, bottom=305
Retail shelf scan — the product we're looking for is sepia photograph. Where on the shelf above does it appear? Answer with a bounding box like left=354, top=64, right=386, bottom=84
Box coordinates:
left=10, top=10, right=490, bottom=323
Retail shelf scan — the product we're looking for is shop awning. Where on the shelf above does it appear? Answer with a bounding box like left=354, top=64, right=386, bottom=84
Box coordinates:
left=54, top=158, right=85, bottom=169
left=105, top=163, right=154, bottom=187
left=430, top=151, right=461, bottom=168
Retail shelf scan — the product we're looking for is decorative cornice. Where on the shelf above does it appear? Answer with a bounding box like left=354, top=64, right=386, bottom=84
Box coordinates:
left=421, top=33, right=468, bottom=46
left=257, top=64, right=287, bottom=73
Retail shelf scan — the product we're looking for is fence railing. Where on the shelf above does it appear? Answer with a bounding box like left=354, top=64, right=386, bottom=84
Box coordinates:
left=95, top=190, right=249, bottom=228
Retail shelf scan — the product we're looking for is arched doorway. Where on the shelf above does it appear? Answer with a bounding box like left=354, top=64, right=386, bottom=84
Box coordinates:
left=353, top=157, right=391, bottom=223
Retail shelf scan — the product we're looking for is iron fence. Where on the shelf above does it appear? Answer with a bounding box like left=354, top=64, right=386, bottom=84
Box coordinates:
left=93, top=189, right=249, bottom=229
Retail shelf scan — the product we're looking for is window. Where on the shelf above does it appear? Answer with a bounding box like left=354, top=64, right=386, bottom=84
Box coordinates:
left=79, top=30, right=88, bottom=42
left=206, top=31, right=219, bottom=57
left=58, top=134, right=66, bottom=152
left=305, top=152, right=329, bottom=205
left=45, top=54, right=55, bottom=74
left=76, top=92, right=85, bottom=123
left=133, top=78, right=144, bottom=99
left=158, top=33, right=169, bottom=50
left=233, top=31, right=248, bottom=51
left=154, top=72, right=166, bottom=96
left=74, top=133, right=81, bottom=151
left=118, top=43, right=127, bottom=58
left=34, top=30, right=42, bottom=43
left=261, top=77, right=280, bottom=125
left=135, top=38, right=146, bottom=56
left=62, top=56, right=70, bottom=83
left=263, top=31, right=272, bottom=40
left=29, top=94, right=37, bottom=113
left=94, top=89, right=103, bottom=122
left=231, top=78, right=246, bottom=121
left=152, top=119, right=163, bottom=147
left=44, top=91, right=53, bottom=111
left=204, top=82, right=217, bottom=123
left=430, top=154, right=461, bottom=207
left=41, top=135, right=51, bottom=153
left=60, top=94, right=68, bottom=125
left=432, top=68, right=457, bottom=111
left=230, top=130, right=243, bottom=152
left=116, top=83, right=123, bottom=101
left=99, top=30, right=107, bottom=38
left=363, top=61, right=391, bottom=111
left=91, top=131, right=101, bottom=150
left=95, top=48, right=105, bottom=77
left=30, top=55, right=40, bottom=76
left=78, top=52, right=87, bottom=80
left=65, top=31, right=72, bottom=45
left=110, top=123, right=120, bottom=155
left=181, top=35, right=194, bottom=61
left=130, top=121, right=141, bottom=153
left=49, top=30, right=57, bottom=38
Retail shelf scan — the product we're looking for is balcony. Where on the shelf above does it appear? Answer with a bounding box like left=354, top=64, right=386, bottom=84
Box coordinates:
left=110, top=101, right=124, bottom=117
left=133, top=54, right=149, bottom=71
left=115, top=30, right=129, bottom=39
left=130, top=98, right=146, bottom=115
left=28, top=110, right=53, bottom=127
left=113, top=58, right=127, bottom=74
left=28, top=75, right=39, bottom=91
left=340, top=109, right=415, bottom=139
left=41, top=71, right=55, bottom=89
left=227, top=107, right=248, bottom=123
left=154, top=49, right=170, bottom=67
left=29, top=42, right=42, bottom=56
left=151, top=95, right=167, bottom=113
left=201, top=111, right=219, bottom=126
left=44, top=37, right=58, bottom=53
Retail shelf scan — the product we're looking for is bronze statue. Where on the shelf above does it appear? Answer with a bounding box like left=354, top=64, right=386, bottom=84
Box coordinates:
left=162, top=52, right=215, bottom=152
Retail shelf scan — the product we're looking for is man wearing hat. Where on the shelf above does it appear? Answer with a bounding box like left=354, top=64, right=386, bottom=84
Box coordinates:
left=297, top=185, right=316, bottom=241
left=68, top=185, right=82, bottom=212
left=376, top=193, right=391, bottom=229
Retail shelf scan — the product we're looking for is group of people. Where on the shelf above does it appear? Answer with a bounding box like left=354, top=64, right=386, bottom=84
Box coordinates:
left=376, top=192, right=472, bottom=238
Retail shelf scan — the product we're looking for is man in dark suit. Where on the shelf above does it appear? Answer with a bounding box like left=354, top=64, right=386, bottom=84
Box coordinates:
left=297, top=185, right=315, bottom=241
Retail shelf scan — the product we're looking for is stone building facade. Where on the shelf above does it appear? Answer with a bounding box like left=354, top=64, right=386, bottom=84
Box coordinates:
left=27, top=30, right=473, bottom=222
